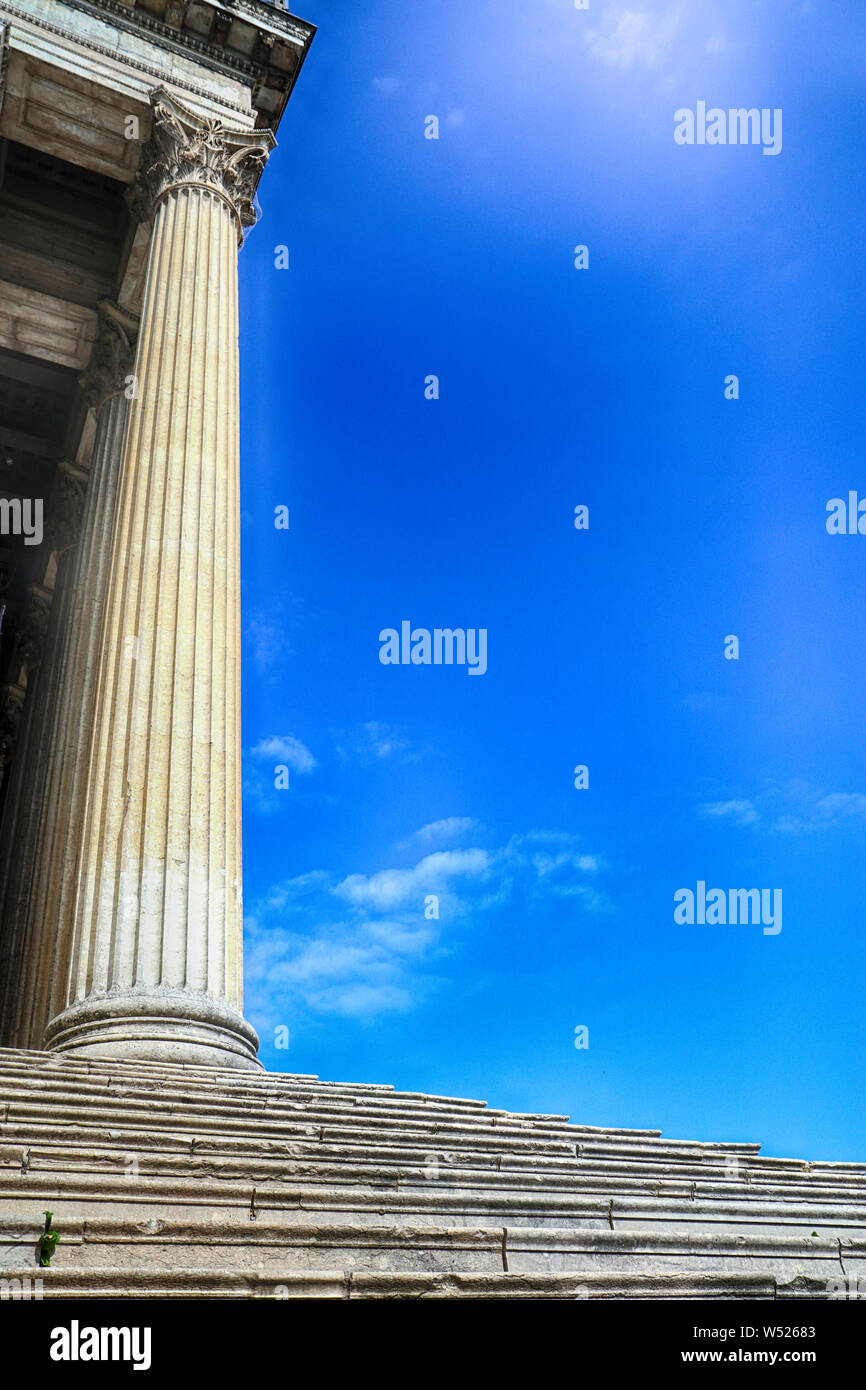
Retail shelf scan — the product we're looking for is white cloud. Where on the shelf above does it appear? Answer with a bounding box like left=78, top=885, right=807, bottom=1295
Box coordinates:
left=244, top=608, right=291, bottom=675
left=775, top=791, right=866, bottom=834
left=700, top=799, right=759, bottom=826
left=335, top=721, right=413, bottom=763
left=250, top=735, right=316, bottom=774
left=584, top=5, right=684, bottom=71
left=398, top=817, right=481, bottom=851
left=243, top=736, right=316, bottom=816
left=580, top=2, right=730, bottom=79
left=814, top=793, right=866, bottom=821
left=336, top=848, right=491, bottom=911
left=699, top=785, right=866, bottom=835
left=245, top=828, right=608, bottom=1027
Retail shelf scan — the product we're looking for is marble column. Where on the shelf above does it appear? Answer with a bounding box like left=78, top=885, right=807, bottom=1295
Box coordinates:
left=5, top=302, right=136, bottom=1051
left=44, top=89, right=274, bottom=1071
left=0, top=581, right=64, bottom=1043
left=0, top=427, right=90, bottom=1047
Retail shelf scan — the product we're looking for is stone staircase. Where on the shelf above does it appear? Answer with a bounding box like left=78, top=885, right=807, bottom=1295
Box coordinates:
left=0, top=1047, right=863, bottom=1298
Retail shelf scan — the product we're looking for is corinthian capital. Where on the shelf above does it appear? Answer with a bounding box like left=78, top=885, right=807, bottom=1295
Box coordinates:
left=129, top=88, right=276, bottom=241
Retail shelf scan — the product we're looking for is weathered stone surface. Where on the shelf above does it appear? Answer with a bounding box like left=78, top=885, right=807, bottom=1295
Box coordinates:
left=39, top=88, right=274, bottom=1071
left=0, top=1049, right=862, bottom=1297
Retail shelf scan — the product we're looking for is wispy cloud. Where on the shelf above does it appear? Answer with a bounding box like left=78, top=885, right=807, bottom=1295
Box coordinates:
left=244, top=608, right=291, bottom=676
left=775, top=791, right=866, bottom=835
left=700, top=799, right=759, bottom=826
left=245, top=828, right=609, bottom=1027
left=577, top=1, right=733, bottom=84
left=250, top=735, right=316, bottom=774
left=697, top=786, right=866, bottom=834
left=244, top=735, right=316, bottom=816
left=336, top=848, right=491, bottom=912
left=335, top=721, right=415, bottom=763
left=397, top=817, right=481, bottom=852
left=584, top=5, right=685, bottom=71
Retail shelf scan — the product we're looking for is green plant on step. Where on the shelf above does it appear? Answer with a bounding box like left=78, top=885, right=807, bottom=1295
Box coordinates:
left=37, top=1211, right=59, bottom=1268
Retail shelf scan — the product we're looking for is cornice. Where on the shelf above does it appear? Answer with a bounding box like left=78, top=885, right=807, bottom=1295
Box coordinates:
left=0, top=1, right=251, bottom=118
left=1, top=0, right=315, bottom=127
left=65, top=0, right=313, bottom=112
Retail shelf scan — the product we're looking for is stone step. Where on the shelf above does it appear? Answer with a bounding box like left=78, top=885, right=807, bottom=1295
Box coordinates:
left=0, top=1051, right=574, bottom=1126
left=2, top=1170, right=865, bottom=1238
left=0, top=1263, right=803, bottom=1299
left=0, top=1088, right=670, bottom=1150
left=4, top=1093, right=861, bottom=1191
left=2, top=1140, right=863, bottom=1211
left=1, top=1111, right=861, bottom=1185
left=3, top=1060, right=860, bottom=1187
left=2, top=1148, right=858, bottom=1223
left=0, top=1080, right=574, bottom=1130
left=2, top=1213, right=861, bottom=1280
left=2, top=1120, right=862, bottom=1190
left=0, top=1103, right=585, bottom=1157
left=2, top=1049, right=776, bottom=1149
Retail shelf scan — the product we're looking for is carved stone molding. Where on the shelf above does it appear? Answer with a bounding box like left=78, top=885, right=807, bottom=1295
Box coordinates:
left=0, top=2, right=254, bottom=123
left=163, top=0, right=189, bottom=29
left=16, top=585, right=51, bottom=670
left=128, top=87, right=275, bottom=241
left=45, top=461, right=90, bottom=556
left=78, top=301, right=139, bottom=413
left=0, top=22, right=9, bottom=121
left=0, top=681, right=25, bottom=774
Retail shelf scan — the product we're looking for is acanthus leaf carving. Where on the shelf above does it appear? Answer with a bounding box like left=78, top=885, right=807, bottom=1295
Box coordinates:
left=45, top=462, right=89, bottom=556
left=128, top=87, right=275, bottom=241
left=78, top=301, right=139, bottom=414
left=16, top=586, right=51, bottom=671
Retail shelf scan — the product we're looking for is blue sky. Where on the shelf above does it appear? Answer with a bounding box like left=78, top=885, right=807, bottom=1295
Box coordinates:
left=236, top=0, right=866, bottom=1161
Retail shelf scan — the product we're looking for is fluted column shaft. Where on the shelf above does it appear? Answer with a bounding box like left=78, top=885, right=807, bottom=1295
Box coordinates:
left=44, top=91, right=273, bottom=1070
left=0, top=463, right=88, bottom=1046
left=10, top=383, right=130, bottom=1050
left=0, top=587, right=68, bottom=1041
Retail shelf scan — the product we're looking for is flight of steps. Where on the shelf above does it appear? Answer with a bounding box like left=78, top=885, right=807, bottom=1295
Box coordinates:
left=0, top=1046, right=863, bottom=1298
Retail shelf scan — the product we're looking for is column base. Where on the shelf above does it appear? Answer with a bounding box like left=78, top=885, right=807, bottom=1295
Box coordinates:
left=44, top=987, right=262, bottom=1071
